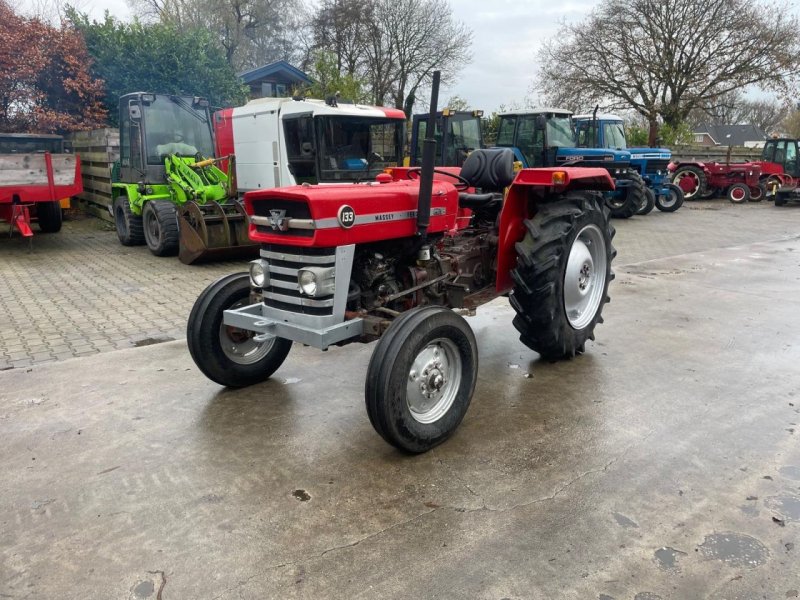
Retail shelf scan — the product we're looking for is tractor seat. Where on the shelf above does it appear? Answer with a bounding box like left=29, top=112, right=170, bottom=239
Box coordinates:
left=458, top=148, right=515, bottom=210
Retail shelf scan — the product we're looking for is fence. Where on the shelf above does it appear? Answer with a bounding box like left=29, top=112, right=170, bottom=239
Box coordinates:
left=68, top=128, right=119, bottom=222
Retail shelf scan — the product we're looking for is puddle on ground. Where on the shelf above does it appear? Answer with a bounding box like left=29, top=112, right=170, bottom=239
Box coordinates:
left=612, top=512, right=639, bottom=528
left=765, top=496, right=800, bottom=522
left=634, top=593, right=663, bottom=600
left=698, top=532, right=769, bottom=567
left=654, top=546, right=687, bottom=570
left=779, top=466, right=800, bottom=481
left=132, top=580, right=154, bottom=598
left=133, top=336, right=176, bottom=347
left=740, top=503, right=759, bottom=517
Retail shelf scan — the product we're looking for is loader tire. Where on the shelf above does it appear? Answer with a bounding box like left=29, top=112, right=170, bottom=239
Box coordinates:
left=36, top=200, right=62, bottom=233
left=114, top=195, right=144, bottom=246
left=509, top=192, right=615, bottom=360
left=187, top=273, right=292, bottom=387
left=143, top=200, right=179, bottom=256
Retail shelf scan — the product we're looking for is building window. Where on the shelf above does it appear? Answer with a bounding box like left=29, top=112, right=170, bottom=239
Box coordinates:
left=275, top=84, right=288, bottom=97
left=261, top=82, right=274, bottom=97
left=694, top=134, right=704, bottom=143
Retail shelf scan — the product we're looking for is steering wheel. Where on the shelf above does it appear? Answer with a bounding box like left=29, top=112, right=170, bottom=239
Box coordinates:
left=406, top=167, right=470, bottom=191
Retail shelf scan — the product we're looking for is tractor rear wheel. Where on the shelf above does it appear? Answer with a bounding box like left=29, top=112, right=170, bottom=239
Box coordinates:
left=114, top=195, right=145, bottom=246
left=727, top=183, right=750, bottom=204
left=187, top=273, right=292, bottom=387
left=365, top=306, right=478, bottom=453
left=637, top=187, right=655, bottom=215
left=510, top=192, right=615, bottom=360
left=143, top=200, right=179, bottom=256
left=656, top=183, right=684, bottom=212
left=672, top=165, right=707, bottom=200
left=36, top=200, right=62, bottom=233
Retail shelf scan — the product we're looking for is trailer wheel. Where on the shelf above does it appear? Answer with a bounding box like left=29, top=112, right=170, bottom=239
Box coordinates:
left=187, top=273, right=292, bottom=388
left=143, top=200, right=179, bottom=256
left=365, top=306, right=478, bottom=453
left=637, top=187, right=655, bottom=215
left=36, top=200, right=62, bottom=233
left=510, top=192, right=615, bottom=360
left=749, top=183, right=765, bottom=202
left=656, top=183, right=684, bottom=212
left=672, top=165, right=707, bottom=200
left=727, top=183, right=750, bottom=204
left=114, top=195, right=145, bottom=246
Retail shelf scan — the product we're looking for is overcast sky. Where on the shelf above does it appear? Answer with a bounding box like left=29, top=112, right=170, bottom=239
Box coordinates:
left=18, top=0, right=792, bottom=114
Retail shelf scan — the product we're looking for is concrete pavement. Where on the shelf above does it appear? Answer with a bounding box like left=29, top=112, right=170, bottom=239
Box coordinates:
left=2, top=209, right=800, bottom=598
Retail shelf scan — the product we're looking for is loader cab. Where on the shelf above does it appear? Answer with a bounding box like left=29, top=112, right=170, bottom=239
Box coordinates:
left=762, top=138, right=799, bottom=178
left=119, top=92, right=215, bottom=185
left=282, top=112, right=405, bottom=184
left=409, top=109, right=484, bottom=167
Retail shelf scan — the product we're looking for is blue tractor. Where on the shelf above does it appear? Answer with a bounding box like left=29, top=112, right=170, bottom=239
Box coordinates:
left=573, top=113, right=684, bottom=213
left=494, top=109, right=645, bottom=218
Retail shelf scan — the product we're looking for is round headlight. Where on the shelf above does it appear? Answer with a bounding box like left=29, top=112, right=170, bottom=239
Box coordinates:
left=298, top=270, right=317, bottom=296
left=249, top=260, right=267, bottom=287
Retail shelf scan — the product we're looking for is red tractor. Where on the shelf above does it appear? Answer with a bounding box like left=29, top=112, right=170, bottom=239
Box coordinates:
left=670, top=159, right=764, bottom=203
left=187, top=74, right=617, bottom=453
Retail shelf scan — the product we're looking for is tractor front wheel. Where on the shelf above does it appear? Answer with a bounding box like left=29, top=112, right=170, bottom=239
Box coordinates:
left=143, top=200, right=179, bottom=256
left=187, top=273, right=292, bottom=387
left=114, top=195, right=145, bottom=246
left=727, top=183, right=750, bottom=204
left=637, top=187, right=655, bottom=215
left=606, top=171, right=645, bottom=219
left=672, top=165, right=707, bottom=200
left=749, top=183, right=765, bottom=202
left=365, top=306, right=478, bottom=453
left=656, top=184, right=684, bottom=212
left=510, top=192, right=615, bottom=359
left=36, top=200, right=62, bottom=233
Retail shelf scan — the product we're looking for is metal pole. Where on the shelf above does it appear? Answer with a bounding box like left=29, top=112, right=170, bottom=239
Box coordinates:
left=416, top=70, right=440, bottom=238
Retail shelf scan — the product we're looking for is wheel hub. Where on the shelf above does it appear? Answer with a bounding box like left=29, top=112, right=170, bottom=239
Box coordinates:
left=564, top=224, right=607, bottom=330
left=406, top=340, right=461, bottom=424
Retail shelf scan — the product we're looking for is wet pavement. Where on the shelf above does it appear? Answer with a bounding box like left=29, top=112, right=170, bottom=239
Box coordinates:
left=2, top=201, right=800, bottom=598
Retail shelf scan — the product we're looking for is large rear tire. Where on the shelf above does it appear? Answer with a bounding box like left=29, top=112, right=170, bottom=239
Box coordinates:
left=606, top=170, right=645, bottom=219
left=656, top=183, right=684, bottom=212
left=114, top=195, right=145, bottom=246
left=36, top=200, right=62, bottom=233
left=672, top=165, right=707, bottom=200
left=187, top=273, right=292, bottom=388
left=365, top=306, right=478, bottom=453
left=510, top=192, right=615, bottom=360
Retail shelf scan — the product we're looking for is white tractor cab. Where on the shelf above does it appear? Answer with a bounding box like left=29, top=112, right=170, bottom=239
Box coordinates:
left=214, top=96, right=407, bottom=193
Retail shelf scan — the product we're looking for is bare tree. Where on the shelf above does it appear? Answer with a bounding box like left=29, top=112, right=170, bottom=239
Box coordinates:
left=536, top=0, right=800, bottom=145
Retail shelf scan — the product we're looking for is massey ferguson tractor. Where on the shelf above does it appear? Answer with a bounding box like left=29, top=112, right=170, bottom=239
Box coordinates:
left=187, top=73, right=617, bottom=453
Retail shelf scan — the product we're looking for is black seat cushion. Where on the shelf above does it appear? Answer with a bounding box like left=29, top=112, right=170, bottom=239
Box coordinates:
left=459, top=148, right=515, bottom=192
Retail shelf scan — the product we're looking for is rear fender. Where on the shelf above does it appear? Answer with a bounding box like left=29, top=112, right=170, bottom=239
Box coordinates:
left=495, top=167, right=614, bottom=292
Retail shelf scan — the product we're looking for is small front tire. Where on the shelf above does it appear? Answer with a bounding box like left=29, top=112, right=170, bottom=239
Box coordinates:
left=727, top=183, right=750, bottom=204
left=656, top=183, right=684, bottom=212
left=637, top=187, right=656, bottom=215
left=36, top=200, right=63, bottom=233
left=365, top=306, right=478, bottom=453
left=187, top=273, right=292, bottom=388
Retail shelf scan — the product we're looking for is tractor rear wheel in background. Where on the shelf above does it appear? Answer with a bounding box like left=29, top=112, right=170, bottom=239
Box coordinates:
left=672, top=165, right=707, bottom=200
left=749, top=183, right=765, bottom=202
left=510, top=192, right=615, bottom=360
left=36, top=200, right=63, bottom=233
left=656, top=183, right=684, bottom=212
left=143, top=200, right=179, bottom=256
left=114, top=195, right=145, bottom=246
left=727, top=183, right=750, bottom=204
left=365, top=305, right=478, bottom=454
left=187, top=273, right=292, bottom=387
left=606, top=171, right=645, bottom=219
left=637, top=187, right=655, bottom=215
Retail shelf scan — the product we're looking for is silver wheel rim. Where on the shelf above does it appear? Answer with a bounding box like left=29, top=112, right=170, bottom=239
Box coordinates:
left=564, top=224, right=607, bottom=330
left=661, top=190, right=677, bottom=208
left=406, top=338, right=462, bottom=424
left=218, top=298, right=275, bottom=365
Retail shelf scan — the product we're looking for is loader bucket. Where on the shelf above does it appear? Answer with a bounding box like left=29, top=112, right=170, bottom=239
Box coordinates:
left=177, top=201, right=259, bottom=265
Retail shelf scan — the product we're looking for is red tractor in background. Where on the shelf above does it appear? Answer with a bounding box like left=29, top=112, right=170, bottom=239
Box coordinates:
left=187, top=73, right=617, bottom=453
left=669, top=137, right=800, bottom=204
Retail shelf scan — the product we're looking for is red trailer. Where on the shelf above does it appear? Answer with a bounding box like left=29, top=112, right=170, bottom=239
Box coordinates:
left=0, top=133, right=82, bottom=237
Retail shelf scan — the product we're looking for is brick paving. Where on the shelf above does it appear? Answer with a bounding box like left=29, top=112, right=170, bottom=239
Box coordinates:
left=2, top=200, right=800, bottom=370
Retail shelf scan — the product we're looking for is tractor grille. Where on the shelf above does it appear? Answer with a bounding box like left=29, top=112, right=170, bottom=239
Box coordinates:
left=261, top=244, right=335, bottom=317
left=251, top=198, right=314, bottom=238
left=644, top=159, right=670, bottom=175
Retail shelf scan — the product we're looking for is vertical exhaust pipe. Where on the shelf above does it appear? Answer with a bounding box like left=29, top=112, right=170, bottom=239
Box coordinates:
left=416, top=70, right=440, bottom=239
left=591, top=104, right=599, bottom=148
